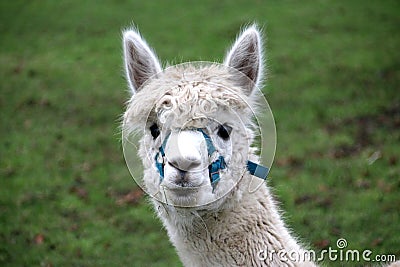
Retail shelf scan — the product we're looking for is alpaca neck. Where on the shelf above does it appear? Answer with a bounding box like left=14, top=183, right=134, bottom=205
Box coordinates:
left=155, top=181, right=308, bottom=266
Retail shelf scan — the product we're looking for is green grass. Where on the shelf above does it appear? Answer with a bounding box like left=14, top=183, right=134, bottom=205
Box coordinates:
left=1, top=0, right=399, bottom=266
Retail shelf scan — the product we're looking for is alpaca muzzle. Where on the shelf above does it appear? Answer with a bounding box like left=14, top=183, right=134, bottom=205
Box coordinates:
left=154, top=128, right=269, bottom=190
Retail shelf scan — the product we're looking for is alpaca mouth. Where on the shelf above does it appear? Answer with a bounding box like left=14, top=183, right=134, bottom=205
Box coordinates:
left=161, top=178, right=208, bottom=207
left=173, top=180, right=194, bottom=188
left=163, top=180, right=203, bottom=197
left=165, top=181, right=201, bottom=190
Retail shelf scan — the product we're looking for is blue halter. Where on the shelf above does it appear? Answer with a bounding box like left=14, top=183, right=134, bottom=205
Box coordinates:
left=155, top=129, right=269, bottom=188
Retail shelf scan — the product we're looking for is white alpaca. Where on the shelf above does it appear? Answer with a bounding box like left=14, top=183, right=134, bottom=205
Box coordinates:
left=122, top=25, right=316, bottom=266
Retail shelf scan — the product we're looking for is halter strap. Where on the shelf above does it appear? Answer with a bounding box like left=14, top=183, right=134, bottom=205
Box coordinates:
left=155, top=132, right=170, bottom=180
left=197, top=128, right=216, bottom=155
left=155, top=129, right=269, bottom=187
left=246, top=160, right=269, bottom=180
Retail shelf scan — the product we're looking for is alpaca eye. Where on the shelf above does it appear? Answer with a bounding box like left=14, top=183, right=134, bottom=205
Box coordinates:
left=149, top=123, right=160, bottom=139
left=217, top=125, right=232, bottom=140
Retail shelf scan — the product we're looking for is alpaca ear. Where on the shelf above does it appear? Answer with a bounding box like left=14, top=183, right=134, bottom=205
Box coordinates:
left=123, top=29, right=162, bottom=93
left=224, top=25, right=263, bottom=95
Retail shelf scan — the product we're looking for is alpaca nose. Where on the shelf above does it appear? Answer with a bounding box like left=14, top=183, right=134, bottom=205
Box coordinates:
left=168, top=155, right=202, bottom=172
left=165, top=130, right=205, bottom=172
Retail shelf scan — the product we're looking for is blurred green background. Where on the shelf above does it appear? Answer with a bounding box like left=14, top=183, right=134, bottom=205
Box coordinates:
left=1, top=1, right=399, bottom=266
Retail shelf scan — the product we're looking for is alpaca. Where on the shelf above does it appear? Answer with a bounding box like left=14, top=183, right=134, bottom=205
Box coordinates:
left=122, top=25, right=316, bottom=266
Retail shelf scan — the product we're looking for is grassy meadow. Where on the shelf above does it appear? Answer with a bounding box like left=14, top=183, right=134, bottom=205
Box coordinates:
left=1, top=0, right=399, bottom=266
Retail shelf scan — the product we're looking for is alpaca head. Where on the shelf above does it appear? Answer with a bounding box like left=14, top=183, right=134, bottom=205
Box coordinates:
left=122, top=26, right=271, bottom=208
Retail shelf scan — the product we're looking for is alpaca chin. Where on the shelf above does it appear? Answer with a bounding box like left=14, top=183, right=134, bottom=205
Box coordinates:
left=162, top=186, right=201, bottom=207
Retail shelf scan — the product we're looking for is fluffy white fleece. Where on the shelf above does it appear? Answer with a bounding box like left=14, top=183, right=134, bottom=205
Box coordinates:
left=122, top=25, right=316, bottom=267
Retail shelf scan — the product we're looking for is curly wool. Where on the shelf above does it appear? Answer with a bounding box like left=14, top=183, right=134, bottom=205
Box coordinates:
left=123, top=63, right=256, bottom=135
